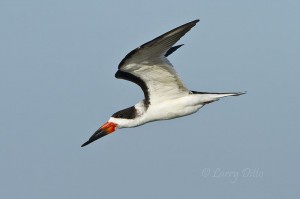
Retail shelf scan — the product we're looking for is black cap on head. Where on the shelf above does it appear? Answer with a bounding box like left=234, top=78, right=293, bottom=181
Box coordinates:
left=112, top=106, right=137, bottom=119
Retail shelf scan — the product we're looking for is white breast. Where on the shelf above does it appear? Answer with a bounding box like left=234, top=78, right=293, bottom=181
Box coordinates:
left=140, top=94, right=205, bottom=123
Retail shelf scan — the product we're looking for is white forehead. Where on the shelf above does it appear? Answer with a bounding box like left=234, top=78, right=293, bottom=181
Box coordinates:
left=108, top=117, right=140, bottom=128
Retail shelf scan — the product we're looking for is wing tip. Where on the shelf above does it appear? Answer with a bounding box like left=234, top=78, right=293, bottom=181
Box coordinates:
left=165, top=44, right=184, bottom=57
left=187, top=19, right=200, bottom=26
left=177, top=19, right=200, bottom=31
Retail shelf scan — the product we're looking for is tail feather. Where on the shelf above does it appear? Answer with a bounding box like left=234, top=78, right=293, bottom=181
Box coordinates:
left=191, top=91, right=246, bottom=104
left=191, top=91, right=246, bottom=96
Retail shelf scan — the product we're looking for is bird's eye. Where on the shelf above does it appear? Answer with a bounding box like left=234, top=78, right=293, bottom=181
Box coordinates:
left=118, top=114, right=124, bottom=118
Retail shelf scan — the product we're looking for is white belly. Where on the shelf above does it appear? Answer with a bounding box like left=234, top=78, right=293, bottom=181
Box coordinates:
left=142, top=95, right=204, bottom=122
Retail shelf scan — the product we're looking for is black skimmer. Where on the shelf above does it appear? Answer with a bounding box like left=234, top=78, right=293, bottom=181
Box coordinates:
left=81, top=19, right=245, bottom=147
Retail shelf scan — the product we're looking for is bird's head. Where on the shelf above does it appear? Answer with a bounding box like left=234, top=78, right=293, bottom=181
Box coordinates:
left=81, top=106, right=138, bottom=147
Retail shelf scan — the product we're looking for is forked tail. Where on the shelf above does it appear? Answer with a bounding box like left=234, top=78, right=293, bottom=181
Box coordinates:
left=191, top=91, right=246, bottom=104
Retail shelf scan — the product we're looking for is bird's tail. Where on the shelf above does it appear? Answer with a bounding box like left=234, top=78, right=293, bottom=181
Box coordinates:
left=191, top=91, right=246, bottom=104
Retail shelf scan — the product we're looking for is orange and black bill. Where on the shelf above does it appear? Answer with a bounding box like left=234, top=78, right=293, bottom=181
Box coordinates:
left=81, top=122, right=116, bottom=147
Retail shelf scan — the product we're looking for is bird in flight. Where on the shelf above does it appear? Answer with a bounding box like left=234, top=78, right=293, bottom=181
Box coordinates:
left=81, top=19, right=245, bottom=147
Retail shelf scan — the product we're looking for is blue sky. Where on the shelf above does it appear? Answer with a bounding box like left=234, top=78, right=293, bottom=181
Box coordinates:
left=1, top=0, right=299, bottom=198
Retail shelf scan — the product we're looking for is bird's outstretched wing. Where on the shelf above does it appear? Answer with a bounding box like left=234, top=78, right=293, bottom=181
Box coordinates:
left=115, top=20, right=199, bottom=106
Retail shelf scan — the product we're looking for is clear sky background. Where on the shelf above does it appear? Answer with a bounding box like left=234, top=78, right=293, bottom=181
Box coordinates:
left=1, top=0, right=299, bottom=198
